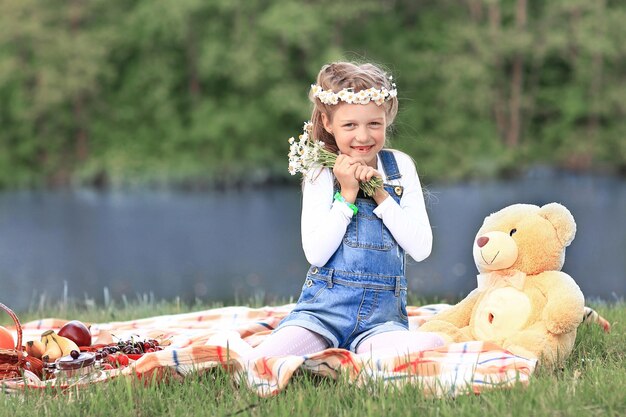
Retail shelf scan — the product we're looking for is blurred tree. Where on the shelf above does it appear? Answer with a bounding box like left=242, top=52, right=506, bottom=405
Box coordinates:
left=0, top=0, right=112, bottom=186
left=0, top=0, right=624, bottom=188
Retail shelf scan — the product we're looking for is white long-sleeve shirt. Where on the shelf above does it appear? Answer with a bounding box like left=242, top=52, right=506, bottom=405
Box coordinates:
left=301, top=149, right=433, bottom=267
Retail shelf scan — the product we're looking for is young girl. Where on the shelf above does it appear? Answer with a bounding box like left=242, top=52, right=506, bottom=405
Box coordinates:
left=246, top=61, right=443, bottom=361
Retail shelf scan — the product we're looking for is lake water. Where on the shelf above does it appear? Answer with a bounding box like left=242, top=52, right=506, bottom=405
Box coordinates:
left=0, top=171, right=624, bottom=311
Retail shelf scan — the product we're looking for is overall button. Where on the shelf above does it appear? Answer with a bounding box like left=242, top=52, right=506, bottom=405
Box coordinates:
left=305, top=279, right=313, bottom=287
left=311, top=267, right=319, bottom=274
left=394, top=186, right=403, bottom=196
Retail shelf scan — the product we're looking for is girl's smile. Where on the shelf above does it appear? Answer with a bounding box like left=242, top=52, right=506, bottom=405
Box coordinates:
left=322, top=102, right=387, bottom=167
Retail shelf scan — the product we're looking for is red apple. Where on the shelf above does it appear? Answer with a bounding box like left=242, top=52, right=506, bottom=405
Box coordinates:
left=58, top=320, right=92, bottom=347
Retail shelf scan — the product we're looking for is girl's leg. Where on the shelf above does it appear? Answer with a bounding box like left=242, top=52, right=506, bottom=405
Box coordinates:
left=355, top=331, right=445, bottom=356
left=244, top=325, right=330, bottom=362
left=236, top=326, right=329, bottom=392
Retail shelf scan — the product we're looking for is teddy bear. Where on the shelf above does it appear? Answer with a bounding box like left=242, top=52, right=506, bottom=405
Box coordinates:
left=419, top=203, right=585, bottom=368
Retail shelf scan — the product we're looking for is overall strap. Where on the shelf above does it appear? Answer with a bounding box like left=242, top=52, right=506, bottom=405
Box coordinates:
left=379, top=150, right=402, bottom=180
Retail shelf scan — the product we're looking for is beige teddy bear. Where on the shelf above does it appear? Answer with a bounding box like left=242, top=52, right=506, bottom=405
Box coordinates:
left=419, top=203, right=585, bottom=367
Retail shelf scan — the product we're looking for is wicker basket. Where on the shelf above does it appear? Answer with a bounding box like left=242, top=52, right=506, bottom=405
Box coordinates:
left=0, top=302, right=43, bottom=380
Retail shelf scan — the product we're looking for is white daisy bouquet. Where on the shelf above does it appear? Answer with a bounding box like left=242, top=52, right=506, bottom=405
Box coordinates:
left=288, top=122, right=383, bottom=197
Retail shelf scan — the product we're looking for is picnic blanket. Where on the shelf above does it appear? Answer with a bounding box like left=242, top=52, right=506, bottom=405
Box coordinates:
left=2, top=304, right=610, bottom=397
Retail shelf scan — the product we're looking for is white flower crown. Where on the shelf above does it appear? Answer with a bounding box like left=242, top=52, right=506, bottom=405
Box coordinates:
left=310, top=81, right=397, bottom=106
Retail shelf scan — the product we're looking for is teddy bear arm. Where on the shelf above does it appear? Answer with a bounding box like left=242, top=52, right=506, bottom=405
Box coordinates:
left=421, top=289, right=481, bottom=329
left=536, top=271, right=585, bottom=334
left=418, top=290, right=482, bottom=342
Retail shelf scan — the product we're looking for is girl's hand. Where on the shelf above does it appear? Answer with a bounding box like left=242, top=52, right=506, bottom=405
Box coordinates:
left=354, top=165, right=380, bottom=184
left=333, top=154, right=361, bottom=202
left=354, top=165, right=389, bottom=205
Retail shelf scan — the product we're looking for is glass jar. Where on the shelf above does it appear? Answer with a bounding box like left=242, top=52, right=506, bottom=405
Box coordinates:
left=48, top=352, right=102, bottom=381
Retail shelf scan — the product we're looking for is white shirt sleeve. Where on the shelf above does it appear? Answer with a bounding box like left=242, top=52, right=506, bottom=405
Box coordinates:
left=372, top=151, right=433, bottom=261
left=300, top=168, right=354, bottom=266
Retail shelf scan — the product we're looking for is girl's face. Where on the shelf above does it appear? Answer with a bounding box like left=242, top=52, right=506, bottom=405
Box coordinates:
left=322, top=102, right=387, bottom=168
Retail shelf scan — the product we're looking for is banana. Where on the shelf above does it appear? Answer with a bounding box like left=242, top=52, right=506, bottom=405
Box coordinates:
left=40, top=329, right=55, bottom=348
left=40, top=337, right=63, bottom=363
left=25, top=339, right=46, bottom=359
left=50, top=333, right=80, bottom=357
left=40, top=329, right=80, bottom=362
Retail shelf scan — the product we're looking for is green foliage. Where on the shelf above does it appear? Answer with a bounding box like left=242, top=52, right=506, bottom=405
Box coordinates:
left=0, top=0, right=625, bottom=188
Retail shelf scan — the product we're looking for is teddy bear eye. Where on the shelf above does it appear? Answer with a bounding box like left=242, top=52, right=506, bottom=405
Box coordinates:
left=509, top=228, right=517, bottom=236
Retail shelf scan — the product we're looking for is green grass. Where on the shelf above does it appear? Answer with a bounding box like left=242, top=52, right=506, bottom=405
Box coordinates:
left=1, top=298, right=624, bottom=417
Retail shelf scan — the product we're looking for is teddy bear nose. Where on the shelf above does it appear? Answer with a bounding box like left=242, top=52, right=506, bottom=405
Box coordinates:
left=476, top=236, right=489, bottom=248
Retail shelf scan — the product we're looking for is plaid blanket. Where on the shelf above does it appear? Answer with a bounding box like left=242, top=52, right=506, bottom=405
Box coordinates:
left=2, top=304, right=609, bottom=397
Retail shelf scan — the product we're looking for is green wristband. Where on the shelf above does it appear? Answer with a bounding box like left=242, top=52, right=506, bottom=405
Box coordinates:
left=334, top=192, right=358, bottom=215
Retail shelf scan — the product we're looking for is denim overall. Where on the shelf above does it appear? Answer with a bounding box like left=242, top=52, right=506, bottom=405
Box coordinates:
left=278, top=150, right=408, bottom=351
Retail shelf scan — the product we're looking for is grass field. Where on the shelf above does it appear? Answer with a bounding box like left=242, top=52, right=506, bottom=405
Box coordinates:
left=1, top=297, right=624, bottom=417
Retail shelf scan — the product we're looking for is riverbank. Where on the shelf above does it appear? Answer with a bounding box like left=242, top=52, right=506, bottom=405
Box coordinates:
left=2, top=158, right=626, bottom=192
left=45, top=165, right=626, bottom=193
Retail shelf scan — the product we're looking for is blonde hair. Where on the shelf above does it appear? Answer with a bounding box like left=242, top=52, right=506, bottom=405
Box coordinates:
left=309, top=62, right=398, bottom=153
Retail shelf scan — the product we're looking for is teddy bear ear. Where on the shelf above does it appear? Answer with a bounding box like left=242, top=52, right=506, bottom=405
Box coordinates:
left=538, top=203, right=577, bottom=247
